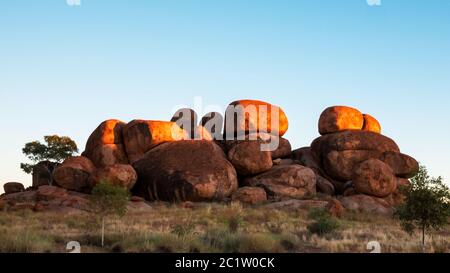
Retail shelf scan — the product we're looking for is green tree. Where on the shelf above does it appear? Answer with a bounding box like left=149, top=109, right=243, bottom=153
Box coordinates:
left=21, top=135, right=78, bottom=174
left=395, top=165, right=450, bottom=251
left=89, top=181, right=130, bottom=247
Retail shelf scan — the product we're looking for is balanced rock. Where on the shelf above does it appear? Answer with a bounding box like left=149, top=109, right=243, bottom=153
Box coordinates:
left=32, top=161, right=59, bottom=188
left=352, top=159, right=397, bottom=198
left=227, top=141, right=273, bottom=176
left=232, top=187, right=267, bottom=205
left=362, top=114, right=381, bottom=133
left=224, top=100, right=289, bottom=137
left=123, top=120, right=188, bottom=163
left=89, top=164, right=137, bottom=191
left=311, top=130, right=400, bottom=181
left=3, top=182, right=25, bottom=194
left=244, top=165, right=316, bottom=200
left=133, top=140, right=238, bottom=202
left=83, top=119, right=129, bottom=167
left=53, top=156, right=96, bottom=192
left=318, top=106, right=364, bottom=135
left=379, top=152, right=419, bottom=178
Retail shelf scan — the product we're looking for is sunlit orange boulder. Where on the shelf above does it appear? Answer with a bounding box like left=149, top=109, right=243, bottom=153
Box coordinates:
left=171, top=108, right=198, bottom=139
left=318, top=106, right=364, bottom=135
left=362, top=114, right=381, bottom=134
left=83, top=119, right=128, bottom=168
left=123, top=120, right=188, bottom=163
left=201, top=112, right=224, bottom=140
left=224, top=100, right=289, bottom=137
left=194, top=126, right=214, bottom=141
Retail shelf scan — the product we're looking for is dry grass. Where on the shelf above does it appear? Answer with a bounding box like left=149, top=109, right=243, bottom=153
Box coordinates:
left=0, top=202, right=448, bottom=253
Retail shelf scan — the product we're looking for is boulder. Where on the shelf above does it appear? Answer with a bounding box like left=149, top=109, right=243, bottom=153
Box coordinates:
left=224, top=100, right=289, bottom=137
left=352, top=159, right=396, bottom=198
left=339, top=194, right=393, bottom=216
left=132, top=140, right=238, bottom=202
left=84, top=119, right=126, bottom=155
left=32, top=161, right=59, bottom=188
left=271, top=138, right=292, bottom=159
left=316, top=175, right=335, bottom=195
left=362, top=114, right=381, bottom=134
left=244, top=165, right=316, bottom=199
left=292, top=147, right=321, bottom=172
left=231, top=187, right=267, bottom=205
left=379, top=152, right=419, bottom=178
left=326, top=198, right=344, bottom=218
left=318, top=106, right=364, bottom=135
left=86, top=144, right=129, bottom=168
left=311, top=130, right=400, bottom=181
left=3, top=182, right=25, bottom=194
left=273, top=158, right=295, bottom=166
left=53, top=156, right=96, bottom=192
left=122, top=120, right=188, bottom=163
left=89, top=164, right=137, bottom=191
left=227, top=141, right=273, bottom=176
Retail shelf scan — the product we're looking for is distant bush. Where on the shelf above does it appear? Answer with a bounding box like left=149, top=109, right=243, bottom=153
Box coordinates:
left=307, top=208, right=340, bottom=236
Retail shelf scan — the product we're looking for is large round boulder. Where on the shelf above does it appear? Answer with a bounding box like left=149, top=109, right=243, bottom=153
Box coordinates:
left=89, top=164, right=137, bottom=191
left=379, top=151, right=419, bottom=178
left=224, top=100, right=289, bottom=138
left=123, top=120, right=188, bottom=163
left=318, top=106, right=364, bottom=135
left=244, top=165, right=316, bottom=200
left=3, top=182, right=25, bottom=194
left=53, top=156, right=96, bottom=192
left=87, top=144, right=129, bottom=168
left=132, top=140, right=238, bottom=202
left=311, top=130, right=400, bottom=181
left=352, top=159, right=397, bottom=198
left=271, top=137, right=292, bottom=159
left=227, top=141, right=273, bottom=175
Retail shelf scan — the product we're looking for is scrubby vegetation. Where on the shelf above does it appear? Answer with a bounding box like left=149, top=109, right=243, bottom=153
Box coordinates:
left=0, top=202, right=448, bottom=253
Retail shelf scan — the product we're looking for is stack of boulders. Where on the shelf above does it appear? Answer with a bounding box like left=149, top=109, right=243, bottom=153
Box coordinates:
left=1, top=101, right=419, bottom=217
left=294, top=106, right=418, bottom=215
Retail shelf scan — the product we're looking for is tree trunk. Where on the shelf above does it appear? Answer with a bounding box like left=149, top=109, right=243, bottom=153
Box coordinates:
left=422, top=224, right=426, bottom=253
left=101, top=217, right=105, bottom=247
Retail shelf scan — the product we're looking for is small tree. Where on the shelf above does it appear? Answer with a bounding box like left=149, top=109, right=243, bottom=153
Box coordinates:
left=395, top=165, right=450, bottom=251
left=89, top=181, right=130, bottom=247
left=21, top=135, right=78, bottom=174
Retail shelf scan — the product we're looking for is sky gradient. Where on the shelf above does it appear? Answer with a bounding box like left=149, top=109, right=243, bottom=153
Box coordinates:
left=1, top=0, right=450, bottom=192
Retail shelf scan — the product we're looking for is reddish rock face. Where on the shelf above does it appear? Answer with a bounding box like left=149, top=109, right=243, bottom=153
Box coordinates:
left=326, top=198, right=344, bottom=218
left=244, top=165, right=316, bottom=200
left=227, top=141, right=273, bottom=176
left=316, top=175, right=335, bottom=196
left=323, top=150, right=383, bottom=181
left=362, top=114, right=381, bottom=134
left=3, top=182, right=25, bottom=194
left=224, top=100, right=289, bottom=137
left=200, top=112, right=224, bottom=139
left=37, top=186, right=68, bottom=201
left=53, top=156, right=96, bottom=193
left=352, top=159, right=397, bottom=198
left=232, top=187, right=267, bottom=205
left=123, top=120, right=188, bottom=163
left=89, top=164, right=137, bottom=191
left=318, top=106, right=364, bottom=135
left=132, top=140, right=238, bottom=202
left=339, top=194, right=393, bottom=216
left=380, top=152, right=419, bottom=178
left=87, top=144, right=129, bottom=168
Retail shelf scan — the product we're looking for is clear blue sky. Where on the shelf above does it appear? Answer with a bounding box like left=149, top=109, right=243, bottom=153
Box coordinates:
left=1, top=0, right=449, bottom=192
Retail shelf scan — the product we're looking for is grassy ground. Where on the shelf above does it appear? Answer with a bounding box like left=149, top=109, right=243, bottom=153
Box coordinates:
left=0, top=202, right=448, bottom=253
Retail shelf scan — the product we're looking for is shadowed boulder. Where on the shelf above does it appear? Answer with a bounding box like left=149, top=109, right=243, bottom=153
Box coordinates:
left=3, top=182, right=25, bottom=194
left=53, top=156, right=96, bottom=193
left=89, top=164, right=137, bottom=191
left=132, top=140, right=238, bottom=202
left=379, top=151, right=419, bottom=178
left=352, top=159, right=397, bottom=198
left=227, top=141, right=273, bottom=176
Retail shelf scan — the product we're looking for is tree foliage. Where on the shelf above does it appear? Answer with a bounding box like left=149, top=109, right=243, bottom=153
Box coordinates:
left=21, top=135, right=78, bottom=173
left=395, top=165, right=450, bottom=248
left=89, top=181, right=130, bottom=247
